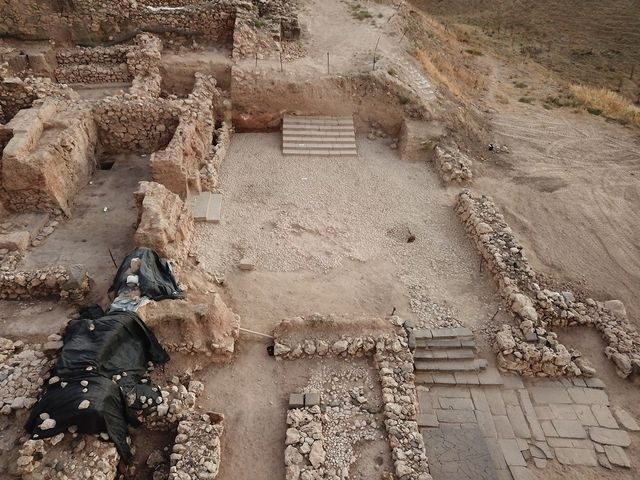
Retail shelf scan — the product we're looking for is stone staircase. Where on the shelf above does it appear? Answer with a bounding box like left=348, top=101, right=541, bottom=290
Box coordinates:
left=282, top=115, right=357, bottom=156
left=411, top=327, right=503, bottom=387
left=191, top=192, right=222, bottom=223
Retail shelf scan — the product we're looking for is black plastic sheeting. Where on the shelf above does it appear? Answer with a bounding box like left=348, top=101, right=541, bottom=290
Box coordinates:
left=26, top=310, right=169, bottom=462
left=110, top=247, right=183, bottom=300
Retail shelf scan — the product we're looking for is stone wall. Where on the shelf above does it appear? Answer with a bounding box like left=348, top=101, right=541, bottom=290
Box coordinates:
left=274, top=314, right=431, bottom=480
left=133, top=181, right=194, bottom=262
left=0, top=264, right=90, bottom=301
left=456, top=190, right=639, bottom=378
left=1, top=102, right=98, bottom=214
left=93, top=93, right=180, bottom=153
left=434, top=145, right=472, bottom=184
left=201, top=120, right=232, bottom=191
left=0, top=0, right=236, bottom=45
left=55, top=45, right=131, bottom=84
left=150, top=74, right=218, bottom=197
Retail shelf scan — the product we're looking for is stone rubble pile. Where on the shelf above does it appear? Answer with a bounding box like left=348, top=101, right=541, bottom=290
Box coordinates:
left=285, top=406, right=330, bottom=479
left=169, top=412, right=224, bottom=480
left=17, top=435, right=119, bottom=480
left=0, top=336, right=56, bottom=415
left=0, top=265, right=90, bottom=301
left=434, top=145, right=472, bottom=184
left=274, top=314, right=432, bottom=480
left=456, top=190, right=639, bottom=378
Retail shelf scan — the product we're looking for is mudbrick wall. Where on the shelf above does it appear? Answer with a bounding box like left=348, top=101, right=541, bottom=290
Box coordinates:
left=456, top=190, right=640, bottom=379
left=0, top=264, right=90, bottom=301
left=274, top=314, right=432, bottom=480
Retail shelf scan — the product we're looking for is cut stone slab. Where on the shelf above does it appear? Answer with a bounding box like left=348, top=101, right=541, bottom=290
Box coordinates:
left=0, top=231, right=30, bottom=252
left=207, top=193, right=222, bottom=223
left=603, top=445, right=631, bottom=468
left=470, top=388, right=490, bottom=412
left=547, top=437, right=573, bottom=448
left=438, top=397, right=474, bottom=410
left=568, top=387, right=609, bottom=405
left=507, top=405, right=531, bottom=439
left=436, top=409, right=476, bottom=424
left=584, top=377, right=606, bottom=389
left=554, top=447, right=598, bottom=466
left=501, top=375, right=524, bottom=389
left=417, top=414, right=439, bottom=428
left=422, top=425, right=499, bottom=480
left=454, top=372, right=480, bottom=385
left=530, top=387, right=571, bottom=405
left=612, top=407, right=640, bottom=431
left=551, top=419, right=587, bottom=439
left=591, top=405, right=618, bottom=428
left=540, top=421, right=558, bottom=437
left=550, top=404, right=577, bottom=420
left=477, top=368, right=503, bottom=386
left=485, top=389, right=507, bottom=415
left=589, top=427, right=631, bottom=447
left=304, top=392, right=320, bottom=407
left=238, top=258, right=255, bottom=271
left=573, top=405, right=598, bottom=427
left=476, top=410, right=498, bottom=439
left=289, top=393, right=304, bottom=409
left=192, top=192, right=211, bottom=221
left=499, top=438, right=527, bottom=466
left=493, top=415, right=515, bottom=439
left=517, top=389, right=545, bottom=441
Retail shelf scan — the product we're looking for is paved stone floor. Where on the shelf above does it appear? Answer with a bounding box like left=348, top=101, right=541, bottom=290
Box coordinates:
left=418, top=367, right=640, bottom=480
left=423, top=424, right=499, bottom=480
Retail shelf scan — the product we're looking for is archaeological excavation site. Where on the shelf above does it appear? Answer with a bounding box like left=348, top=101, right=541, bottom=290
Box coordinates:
left=0, top=0, right=639, bottom=479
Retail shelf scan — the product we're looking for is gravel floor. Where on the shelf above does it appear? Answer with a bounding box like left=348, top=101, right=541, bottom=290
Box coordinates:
left=192, top=132, right=501, bottom=330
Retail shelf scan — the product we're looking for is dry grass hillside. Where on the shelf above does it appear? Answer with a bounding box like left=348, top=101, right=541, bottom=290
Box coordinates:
left=411, top=0, right=640, bottom=102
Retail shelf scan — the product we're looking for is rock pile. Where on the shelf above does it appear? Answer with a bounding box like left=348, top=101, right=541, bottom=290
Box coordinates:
left=17, top=436, right=119, bottom=480
left=274, top=314, right=432, bottom=480
left=0, top=337, right=55, bottom=415
left=285, top=406, right=329, bottom=479
left=0, top=265, right=90, bottom=301
left=434, top=145, right=472, bottom=184
left=456, top=190, right=639, bottom=378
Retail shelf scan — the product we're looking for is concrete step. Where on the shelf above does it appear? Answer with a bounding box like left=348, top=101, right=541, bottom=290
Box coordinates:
left=415, top=368, right=503, bottom=386
left=284, top=116, right=354, bottom=126
left=282, top=115, right=357, bottom=156
left=282, top=149, right=358, bottom=156
left=414, top=358, right=488, bottom=372
left=282, top=132, right=356, bottom=143
left=282, top=142, right=357, bottom=150
left=192, top=192, right=222, bottom=223
left=414, top=349, right=476, bottom=360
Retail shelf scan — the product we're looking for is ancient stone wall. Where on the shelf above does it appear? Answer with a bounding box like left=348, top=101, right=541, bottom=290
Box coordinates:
left=150, top=74, right=218, bottom=197
left=274, top=315, right=431, bottom=480
left=133, top=181, right=194, bottom=262
left=0, top=264, right=90, bottom=301
left=1, top=102, right=98, bottom=214
left=0, top=0, right=236, bottom=45
left=456, top=190, right=640, bottom=379
left=93, top=93, right=180, bottom=153
left=201, top=120, right=231, bottom=191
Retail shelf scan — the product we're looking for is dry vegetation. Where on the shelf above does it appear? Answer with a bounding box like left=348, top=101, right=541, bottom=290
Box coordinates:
left=570, top=84, right=640, bottom=127
left=409, top=0, right=640, bottom=102
left=404, top=8, right=486, bottom=100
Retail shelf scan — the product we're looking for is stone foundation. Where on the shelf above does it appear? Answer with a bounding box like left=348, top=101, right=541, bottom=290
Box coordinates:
left=0, top=265, right=90, bottom=301
left=456, top=190, right=639, bottom=378
left=274, top=314, right=431, bottom=480
left=151, top=74, right=219, bottom=197
left=434, top=145, right=472, bottom=184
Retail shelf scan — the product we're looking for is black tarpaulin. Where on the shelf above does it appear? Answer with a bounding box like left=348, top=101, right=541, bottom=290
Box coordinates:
left=109, top=247, right=182, bottom=300
left=25, top=310, right=169, bottom=463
